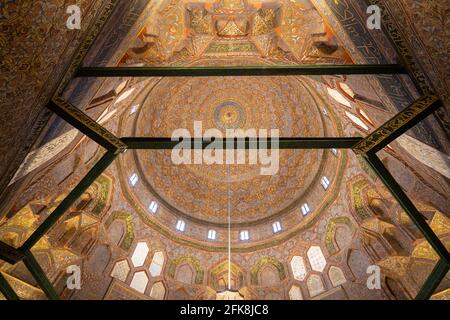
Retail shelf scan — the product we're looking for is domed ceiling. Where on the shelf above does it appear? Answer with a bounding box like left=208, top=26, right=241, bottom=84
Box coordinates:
left=135, top=76, right=325, bottom=225
left=118, top=74, right=342, bottom=247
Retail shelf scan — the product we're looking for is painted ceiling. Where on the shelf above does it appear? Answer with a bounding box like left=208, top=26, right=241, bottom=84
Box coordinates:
left=121, top=0, right=352, bottom=66
left=117, top=75, right=342, bottom=248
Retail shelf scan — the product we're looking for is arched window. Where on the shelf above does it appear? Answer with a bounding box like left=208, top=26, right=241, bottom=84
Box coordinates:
left=337, top=82, right=356, bottom=100
left=131, top=242, right=149, bottom=267
left=150, top=281, right=166, bottom=300
left=176, top=220, right=186, bottom=232
left=329, top=266, right=346, bottom=287
left=240, top=230, right=249, bottom=241
left=97, top=107, right=117, bottom=124
left=307, top=274, right=325, bottom=297
left=115, top=88, right=135, bottom=105
left=148, top=201, right=158, bottom=214
left=272, top=221, right=282, bottom=233
left=114, top=80, right=129, bottom=95
left=130, top=271, right=148, bottom=294
left=301, top=203, right=311, bottom=216
left=149, top=251, right=165, bottom=277
left=208, top=229, right=217, bottom=240
left=321, top=176, right=330, bottom=190
left=290, top=256, right=307, bottom=281
left=345, top=111, right=369, bottom=131
left=307, top=246, right=327, bottom=272
left=110, top=260, right=130, bottom=282
left=289, top=285, right=303, bottom=300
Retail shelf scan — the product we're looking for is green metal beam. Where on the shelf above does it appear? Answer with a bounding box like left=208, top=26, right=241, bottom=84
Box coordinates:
left=363, top=154, right=450, bottom=263
left=0, top=241, right=24, bottom=264
left=0, top=272, right=19, bottom=300
left=416, top=259, right=450, bottom=300
left=121, top=137, right=363, bottom=150
left=20, top=151, right=118, bottom=252
left=23, top=251, right=59, bottom=300
left=354, top=95, right=442, bottom=154
left=48, top=97, right=127, bottom=154
left=76, top=64, right=406, bottom=78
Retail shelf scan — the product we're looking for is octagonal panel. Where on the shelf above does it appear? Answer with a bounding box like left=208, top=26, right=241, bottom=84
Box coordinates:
left=290, top=256, right=307, bottom=281
left=110, top=259, right=130, bottom=282
left=307, top=246, right=326, bottom=272
left=149, top=251, right=165, bottom=277
left=307, top=274, right=325, bottom=298
left=131, top=242, right=149, bottom=267
left=289, top=285, right=303, bottom=300
left=150, top=281, right=166, bottom=300
left=329, top=266, right=346, bottom=287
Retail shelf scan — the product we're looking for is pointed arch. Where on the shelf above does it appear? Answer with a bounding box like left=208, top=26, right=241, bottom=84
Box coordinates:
left=250, top=256, right=286, bottom=285
left=324, top=216, right=354, bottom=254
left=105, top=211, right=135, bottom=250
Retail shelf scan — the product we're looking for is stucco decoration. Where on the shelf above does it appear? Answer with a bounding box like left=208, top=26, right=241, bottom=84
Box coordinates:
left=350, top=179, right=373, bottom=221
left=324, top=216, right=354, bottom=254
left=250, top=256, right=286, bottom=285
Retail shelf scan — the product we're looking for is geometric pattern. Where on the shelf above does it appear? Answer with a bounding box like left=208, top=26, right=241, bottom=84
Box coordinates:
left=290, top=256, right=307, bottom=281
left=130, top=271, right=148, bottom=294
left=149, top=251, right=165, bottom=277
left=289, top=285, right=303, bottom=300
left=131, top=242, right=149, bottom=267
left=307, top=246, right=327, bottom=272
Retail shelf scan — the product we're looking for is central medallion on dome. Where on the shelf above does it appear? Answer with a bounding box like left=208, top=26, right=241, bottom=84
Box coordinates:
left=214, top=101, right=246, bottom=130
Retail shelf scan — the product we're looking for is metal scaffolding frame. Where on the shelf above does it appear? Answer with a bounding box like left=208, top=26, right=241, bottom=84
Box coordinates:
left=0, top=3, right=448, bottom=301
